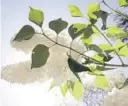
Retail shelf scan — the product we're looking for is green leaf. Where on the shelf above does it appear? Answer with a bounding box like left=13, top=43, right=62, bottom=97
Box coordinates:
left=118, top=0, right=128, bottom=7
left=107, top=26, right=127, bottom=39
left=80, top=24, right=94, bottom=44
left=100, top=11, right=109, bottom=30
left=87, top=3, right=100, bottom=20
left=70, top=81, right=84, bottom=100
left=60, top=81, right=68, bottom=96
left=31, top=44, right=50, bottom=69
left=81, top=35, right=92, bottom=45
left=68, top=57, right=91, bottom=73
left=68, top=23, right=87, bottom=39
left=95, top=76, right=109, bottom=88
left=114, top=41, right=126, bottom=50
left=98, top=44, right=114, bottom=53
left=92, top=26, right=101, bottom=36
left=91, top=54, right=104, bottom=63
left=13, top=25, right=35, bottom=42
left=68, top=5, right=83, bottom=17
left=29, top=7, right=44, bottom=27
left=88, top=44, right=102, bottom=54
left=118, top=46, right=128, bottom=57
left=49, top=18, right=68, bottom=34
left=68, top=56, right=90, bottom=81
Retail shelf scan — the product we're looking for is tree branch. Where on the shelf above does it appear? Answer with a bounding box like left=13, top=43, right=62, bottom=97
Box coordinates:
left=93, top=25, right=124, bottom=65
left=35, top=28, right=128, bottom=68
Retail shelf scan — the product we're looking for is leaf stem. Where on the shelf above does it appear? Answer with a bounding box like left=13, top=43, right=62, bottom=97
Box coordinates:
left=93, top=25, right=124, bottom=65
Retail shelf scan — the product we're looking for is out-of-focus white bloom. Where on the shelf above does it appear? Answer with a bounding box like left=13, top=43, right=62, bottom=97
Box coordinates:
left=105, top=69, right=127, bottom=89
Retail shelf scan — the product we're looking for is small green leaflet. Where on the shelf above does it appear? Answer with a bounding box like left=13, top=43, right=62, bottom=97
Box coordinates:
left=95, top=76, right=109, bottom=88
left=118, top=46, right=128, bottom=57
left=69, top=81, right=84, bottom=101
left=87, top=3, right=100, bottom=20
left=114, top=41, right=126, bottom=50
left=81, top=35, right=92, bottom=45
left=107, top=26, right=127, bottom=39
left=91, top=54, right=104, bottom=63
left=98, top=44, right=114, bottom=53
left=60, top=81, right=68, bottom=96
left=13, top=25, right=35, bottom=42
left=31, top=44, right=50, bottom=69
left=68, top=23, right=87, bottom=39
left=118, top=0, right=128, bottom=7
left=49, top=18, right=68, bottom=34
left=68, top=5, right=83, bottom=17
left=29, top=7, right=44, bottom=27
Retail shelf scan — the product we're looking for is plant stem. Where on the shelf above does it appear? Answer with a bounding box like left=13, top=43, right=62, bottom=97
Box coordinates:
left=102, top=0, right=128, bottom=19
left=93, top=25, right=124, bottom=65
left=36, top=30, right=128, bottom=68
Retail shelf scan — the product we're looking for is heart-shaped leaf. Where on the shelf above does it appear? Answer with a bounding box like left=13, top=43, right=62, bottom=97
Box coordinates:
left=49, top=18, right=68, bottom=34
left=31, top=44, right=50, bottom=69
left=87, top=3, right=100, bottom=20
left=118, top=0, right=128, bottom=7
left=13, top=25, right=35, bottom=42
left=69, top=81, right=84, bottom=101
left=68, top=23, right=87, bottom=39
left=29, top=7, right=44, bottom=27
left=95, top=76, right=109, bottom=88
left=107, top=26, right=128, bottom=39
left=68, top=5, right=83, bottom=17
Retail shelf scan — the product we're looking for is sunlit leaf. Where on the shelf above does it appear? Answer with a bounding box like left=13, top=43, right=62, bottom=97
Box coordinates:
left=60, top=81, right=68, bottom=96
left=13, top=25, right=35, bottom=42
left=118, top=46, right=128, bottom=57
left=49, top=18, right=68, bottom=34
left=31, top=44, right=50, bottom=69
left=118, top=0, right=128, bottom=7
left=70, top=81, right=84, bottom=100
left=91, top=54, right=104, bottom=63
left=114, top=41, right=126, bottom=50
left=68, top=5, right=83, bottom=17
left=29, top=7, right=44, bottom=27
left=92, top=26, right=101, bottom=36
left=95, top=76, right=109, bottom=88
left=98, top=44, right=114, bottom=53
left=68, top=23, right=87, bottom=39
left=81, top=35, right=92, bottom=45
left=107, top=26, right=127, bottom=39
left=87, top=3, right=100, bottom=20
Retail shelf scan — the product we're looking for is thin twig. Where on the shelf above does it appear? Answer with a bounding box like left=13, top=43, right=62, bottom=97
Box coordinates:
left=93, top=25, right=124, bottom=65
left=102, top=0, right=128, bottom=19
left=36, top=32, right=128, bottom=67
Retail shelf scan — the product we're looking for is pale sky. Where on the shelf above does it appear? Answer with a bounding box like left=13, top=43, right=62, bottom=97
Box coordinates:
left=1, top=0, right=119, bottom=66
